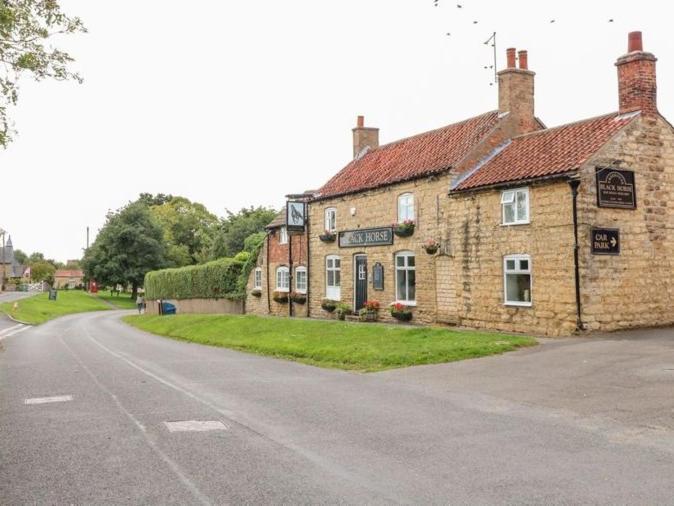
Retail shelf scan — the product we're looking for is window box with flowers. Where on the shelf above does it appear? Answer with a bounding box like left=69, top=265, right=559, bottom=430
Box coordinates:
left=359, top=300, right=380, bottom=322
left=290, top=292, right=307, bottom=304
left=250, top=288, right=262, bottom=297
left=423, top=238, right=439, bottom=255
left=272, top=291, right=289, bottom=304
left=390, top=302, right=413, bottom=322
left=393, top=219, right=415, bottom=238
left=319, top=230, right=336, bottom=243
left=321, top=298, right=338, bottom=312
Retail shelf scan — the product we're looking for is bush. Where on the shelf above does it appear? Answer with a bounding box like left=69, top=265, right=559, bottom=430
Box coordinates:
left=335, top=302, right=352, bottom=320
left=233, top=251, right=251, bottom=263
left=144, top=257, right=244, bottom=300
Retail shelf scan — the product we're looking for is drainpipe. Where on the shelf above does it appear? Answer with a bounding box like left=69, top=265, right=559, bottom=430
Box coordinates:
left=266, top=233, right=271, bottom=314
left=568, top=176, right=583, bottom=331
left=288, top=230, right=293, bottom=318
left=306, top=207, right=311, bottom=318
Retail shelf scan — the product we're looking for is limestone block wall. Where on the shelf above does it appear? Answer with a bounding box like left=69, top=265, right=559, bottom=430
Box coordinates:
left=145, top=298, right=244, bottom=316
left=309, top=175, right=451, bottom=323
left=446, top=182, right=578, bottom=336
left=577, top=115, right=674, bottom=331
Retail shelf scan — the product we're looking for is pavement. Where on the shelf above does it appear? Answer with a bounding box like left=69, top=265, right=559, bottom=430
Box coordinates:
left=1, top=311, right=673, bottom=505
left=0, top=290, right=40, bottom=304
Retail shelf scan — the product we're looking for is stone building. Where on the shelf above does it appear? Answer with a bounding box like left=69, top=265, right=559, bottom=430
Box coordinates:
left=53, top=269, right=84, bottom=289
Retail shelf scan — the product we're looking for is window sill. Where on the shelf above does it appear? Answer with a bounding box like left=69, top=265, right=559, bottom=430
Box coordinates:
left=501, top=221, right=530, bottom=227
left=393, top=300, right=417, bottom=307
left=295, top=290, right=307, bottom=294
left=276, top=288, right=290, bottom=293
left=504, top=301, right=532, bottom=307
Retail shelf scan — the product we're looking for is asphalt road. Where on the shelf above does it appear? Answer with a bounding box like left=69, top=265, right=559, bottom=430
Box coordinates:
left=0, top=290, right=39, bottom=304
left=1, top=311, right=673, bottom=504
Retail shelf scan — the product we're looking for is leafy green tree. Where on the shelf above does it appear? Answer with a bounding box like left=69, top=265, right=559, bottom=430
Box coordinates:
left=13, top=248, right=27, bottom=264
left=0, top=1, right=86, bottom=147
left=137, top=192, right=173, bottom=207
left=29, top=260, right=54, bottom=284
left=149, top=196, right=218, bottom=266
left=82, top=202, right=166, bottom=297
left=210, top=207, right=277, bottom=259
left=28, top=251, right=44, bottom=263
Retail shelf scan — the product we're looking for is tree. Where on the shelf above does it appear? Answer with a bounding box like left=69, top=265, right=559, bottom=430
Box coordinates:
left=29, top=260, right=54, bottom=284
left=0, top=1, right=86, bottom=147
left=149, top=196, right=218, bottom=266
left=82, top=202, right=166, bottom=297
left=210, top=206, right=277, bottom=259
left=137, top=192, right=173, bottom=207
left=13, top=248, right=27, bottom=264
left=28, top=251, right=44, bottom=263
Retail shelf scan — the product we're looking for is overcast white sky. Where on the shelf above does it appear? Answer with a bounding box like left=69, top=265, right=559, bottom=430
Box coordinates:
left=1, top=0, right=672, bottom=262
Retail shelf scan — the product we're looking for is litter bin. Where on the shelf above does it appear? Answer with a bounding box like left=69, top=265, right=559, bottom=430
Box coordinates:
left=161, top=301, right=176, bottom=315
left=48, top=289, right=57, bottom=301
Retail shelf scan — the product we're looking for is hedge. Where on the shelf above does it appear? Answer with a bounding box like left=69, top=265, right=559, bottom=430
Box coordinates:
left=144, top=258, right=244, bottom=300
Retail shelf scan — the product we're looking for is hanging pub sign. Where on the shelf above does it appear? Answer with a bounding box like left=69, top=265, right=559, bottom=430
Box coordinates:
left=372, top=262, right=384, bottom=290
left=338, top=227, right=393, bottom=248
left=591, top=227, right=620, bottom=255
left=595, top=167, right=636, bottom=209
left=286, top=201, right=306, bottom=232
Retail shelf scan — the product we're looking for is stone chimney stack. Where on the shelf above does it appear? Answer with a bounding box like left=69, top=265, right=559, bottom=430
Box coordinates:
left=352, top=115, right=379, bottom=158
left=616, top=31, right=657, bottom=116
left=498, top=47, right=537, bottom=134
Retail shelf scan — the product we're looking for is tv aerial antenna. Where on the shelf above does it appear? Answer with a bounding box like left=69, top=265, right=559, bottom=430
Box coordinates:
left=484, top=32, right=497, bottom=85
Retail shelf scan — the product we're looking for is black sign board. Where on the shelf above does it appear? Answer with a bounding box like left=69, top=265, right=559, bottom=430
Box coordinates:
left=286, top=201, right=306, bottom=232
left=596, top=167, right=636, bottom=209
left=591, top=227, right=620, bottom=255
left=338, top=227, right=393, bottom=248
left=372, top=262, right=384, bottom=290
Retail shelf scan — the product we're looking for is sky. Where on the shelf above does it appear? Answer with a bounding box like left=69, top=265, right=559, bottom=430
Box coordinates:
left=1, top=0, right=673, bottom=262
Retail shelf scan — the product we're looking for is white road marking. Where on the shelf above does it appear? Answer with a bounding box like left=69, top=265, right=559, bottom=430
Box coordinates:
left=165, top=420, right=229, bottom=432
left=0, top=323, right=23, bottom=335
left=25, top=395, right=73, bottom=405
left=0, top=324, right=30, bottom=341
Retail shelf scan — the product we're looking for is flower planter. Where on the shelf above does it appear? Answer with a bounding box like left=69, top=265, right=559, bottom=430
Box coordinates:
left=391, top=311, right=413, bottom=322
left=359, top=310, right=378, bottom=322
left=319, top=233, right=336, bottom=243
left=291, top=293, right=307, bottom=304
left=393, top=225, right=415, bottom=237
left=423, top=246, right=438, bottom=255
left=321, top=299, right=338, bottom=312
left=251, top=288, right=262, bottom=297
left=272, top=291, right=289, bottom=304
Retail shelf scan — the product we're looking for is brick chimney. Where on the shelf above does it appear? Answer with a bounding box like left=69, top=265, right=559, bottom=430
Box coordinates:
left=497, top=48, right=537, bottom=134
left=616, top=31, right=657, bottom=116
left=352, top=115, right=379, bottom=158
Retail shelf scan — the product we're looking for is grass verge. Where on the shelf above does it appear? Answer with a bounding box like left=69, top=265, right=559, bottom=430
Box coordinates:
left=0, top=290, right=111, bottom=324
left=123, top=314, right=537, bottom=372
left=94, top=293, right=138, bottom=310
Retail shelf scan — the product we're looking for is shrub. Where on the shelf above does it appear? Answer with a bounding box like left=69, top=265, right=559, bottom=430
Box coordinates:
left=234, top=251, right=251, bottom=263
left=335, top=302, right=352, bottom=320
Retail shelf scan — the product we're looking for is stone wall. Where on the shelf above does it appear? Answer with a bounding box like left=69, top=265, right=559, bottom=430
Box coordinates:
left=577, top=114, right=674, bottom=331
left=144, top=298, right=244, bottom=316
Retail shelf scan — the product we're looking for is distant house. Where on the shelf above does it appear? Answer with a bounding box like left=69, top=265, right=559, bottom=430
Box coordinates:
left=53, top=269, right=84, bottom=289
left=0, top=236, right=26, bottom=280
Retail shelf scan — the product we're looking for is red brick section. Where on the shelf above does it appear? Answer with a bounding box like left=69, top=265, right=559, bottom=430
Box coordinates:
left=616, top=31, right=657, bottom=117
left=316, top=111, right=502, bottom=200
left=455, top=112, right=640, bottom=191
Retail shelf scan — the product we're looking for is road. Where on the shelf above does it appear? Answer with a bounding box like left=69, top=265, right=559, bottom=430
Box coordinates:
left=0, top=290, right=39, bottom=304
left=1, top=311, right=673, bottom=504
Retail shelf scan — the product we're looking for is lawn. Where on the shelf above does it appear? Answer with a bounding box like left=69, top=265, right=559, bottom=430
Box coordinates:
left=123, top=314, right=537, bottom=372
left=93, top=293, right=138, bottom=310
left=0, top=290, right=111, bottom=324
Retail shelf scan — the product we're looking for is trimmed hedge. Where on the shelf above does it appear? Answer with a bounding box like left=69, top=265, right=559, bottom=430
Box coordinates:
left=145, top=258, right=243, bottom=300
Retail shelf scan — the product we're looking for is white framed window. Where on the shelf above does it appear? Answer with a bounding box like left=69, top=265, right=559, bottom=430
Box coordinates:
left=503, top=255, right=532, bottom=306
left=276, top=266, right=289, bottom=292
left=325, top=208, right=337, bottom=233
left=501, top=187, right=529, bottom=225
left=295, top=266, right=307, bottom=293
left=395, top=251, right=416, bottom=303
left=254, top=267, right=262, bottom=289
left=397, top=193, right=415, bottom=222
left=325, top=255, right=341, bottom=299
left=279, top=226, right=288, bottom=244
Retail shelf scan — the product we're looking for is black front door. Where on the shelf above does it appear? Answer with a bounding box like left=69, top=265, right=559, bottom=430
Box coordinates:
left=355, top=255, right=368, bottom=311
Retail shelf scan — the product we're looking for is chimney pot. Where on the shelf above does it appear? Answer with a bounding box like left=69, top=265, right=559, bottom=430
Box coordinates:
left=357, top=115, right=364, bottom=128
left=518, top=50, right=528, bottom=70
left=506, top=48, right=516, bottom=68
left=628, top=31, right=643, bottom=52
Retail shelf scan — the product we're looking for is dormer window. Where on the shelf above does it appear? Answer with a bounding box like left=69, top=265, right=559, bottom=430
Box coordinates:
left=501, top=188, right=529, bottom=225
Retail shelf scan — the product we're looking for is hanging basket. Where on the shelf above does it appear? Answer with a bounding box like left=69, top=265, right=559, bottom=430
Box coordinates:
left=393, top=224, right=415, bottom=237
left=319, top=233, right=336, bottom=243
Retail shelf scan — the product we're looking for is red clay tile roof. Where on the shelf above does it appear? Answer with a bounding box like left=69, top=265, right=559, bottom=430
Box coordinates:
left=315, top=111, right=502, bottom=200
left=454, top=111, right=640, bottom=191
left=54, top=269, right=83, bottom=278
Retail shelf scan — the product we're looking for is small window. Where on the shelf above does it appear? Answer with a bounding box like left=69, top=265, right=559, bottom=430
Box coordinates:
left=395, top=251, right=416, bottom=303
left=276, top=266, right=289, bottom=292
left=295, top=266, right=307, bottom=293
left=502, top=188, right=529, bottom=225
left=325, top=208, right=337, bottom=233
left=279, top=226, right=288, bottom=244
left=504, top=254, right=532, bottom=306
left=397, top=193, right=415, bottom=223
left=254, top=267, right=262, bottom=289
left=326, top=255, right=341, bottom=299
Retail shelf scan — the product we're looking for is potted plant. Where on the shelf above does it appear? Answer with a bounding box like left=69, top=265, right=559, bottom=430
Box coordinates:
left=251, top=288, right=262, bottom=297
left=272, top=290, right=289, bottom=303
left=335, top=302, right=353, bottom=320
left=390, top=302, right=413, bottom=322
left=423, top=238, right=440, bottom=255
left=321, top=298, right=338, bottom=312
left=290, top=291, right=307, bottom=304
left=393, top=219, right=415, bottom=237
left=319, top=230, right=336, bottom=243
left=359, top=300, right=380, bottom=322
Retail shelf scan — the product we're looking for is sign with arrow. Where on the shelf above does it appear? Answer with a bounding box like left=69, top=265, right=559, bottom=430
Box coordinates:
left=591, top=228, right=620, bottom=255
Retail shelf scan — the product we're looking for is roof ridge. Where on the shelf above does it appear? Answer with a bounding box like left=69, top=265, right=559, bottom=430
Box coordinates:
left=510, top=111, right=637, bottom=141
left=369, top=109, right=500, bottom=152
